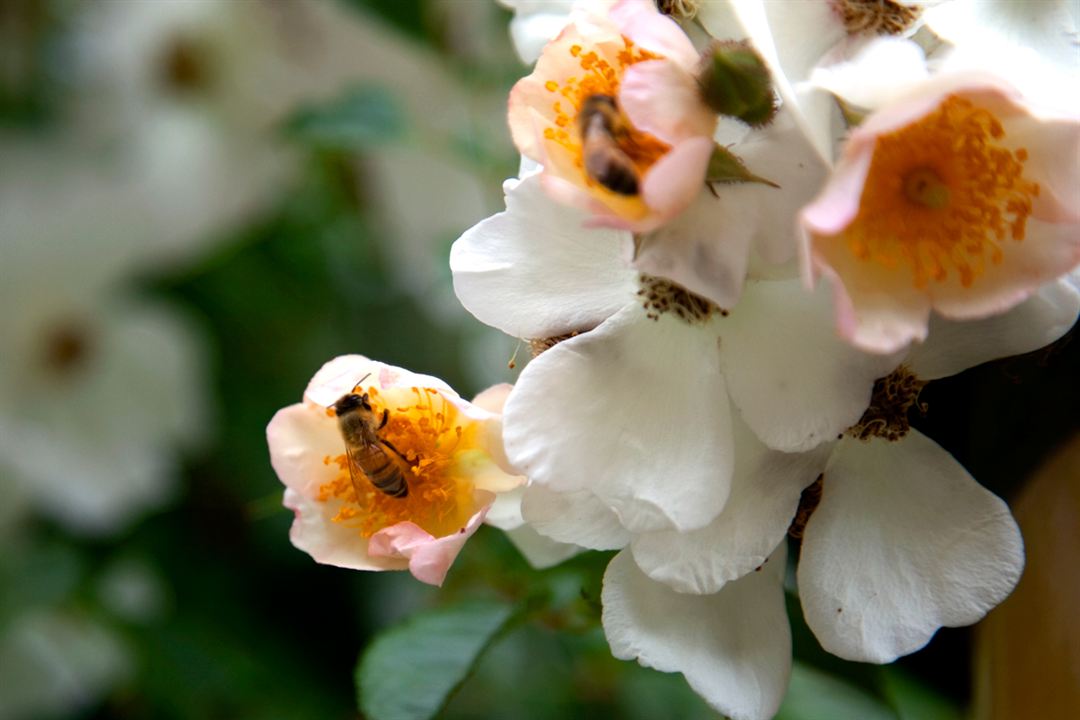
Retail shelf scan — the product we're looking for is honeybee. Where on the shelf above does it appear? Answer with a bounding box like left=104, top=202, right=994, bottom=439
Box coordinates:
left=579, top=94, right=640, bottom=196
left=332, top=377, right=413, bottom=499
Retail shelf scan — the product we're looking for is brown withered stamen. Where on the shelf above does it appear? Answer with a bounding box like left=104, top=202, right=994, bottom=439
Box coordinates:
left=831, top=0, right=922, bottom=36
left=656, top=0, right=702, bottom=20
left=847, top=365, right=927, bottom=442
left=788, top=475, right=824, bottom=540
left=637, top=274, right=724, bottom=324
left=527, top=331, right=583, bottom=358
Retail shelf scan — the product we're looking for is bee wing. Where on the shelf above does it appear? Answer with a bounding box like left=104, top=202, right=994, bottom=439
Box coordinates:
left=343, top=443, right=370, bottom=500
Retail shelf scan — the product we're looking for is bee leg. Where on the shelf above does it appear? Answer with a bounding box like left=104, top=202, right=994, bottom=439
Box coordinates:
left=378, top=408, right=389, bottom=430
left=381, top=438, right=416, bottom=465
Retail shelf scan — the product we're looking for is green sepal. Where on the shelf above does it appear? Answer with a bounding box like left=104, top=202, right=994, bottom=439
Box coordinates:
left=705, top=144, right=779, bottom=188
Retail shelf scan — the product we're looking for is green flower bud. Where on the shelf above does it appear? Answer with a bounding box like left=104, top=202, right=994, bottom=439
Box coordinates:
left=697, top=40, right=777, bottom=127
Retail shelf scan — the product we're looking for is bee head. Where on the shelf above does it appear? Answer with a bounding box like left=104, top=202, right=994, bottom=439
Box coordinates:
left=332, top=392, right=372, bottom=417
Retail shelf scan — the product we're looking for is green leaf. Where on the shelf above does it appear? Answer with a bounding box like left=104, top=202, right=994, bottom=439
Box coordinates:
left=356, top=600, right=518, bottom=720
left=286, top=85, right=406, bottom=149
left=776, top=663, right=898, bottom=720
left=880, top=667, right=963, bottom=720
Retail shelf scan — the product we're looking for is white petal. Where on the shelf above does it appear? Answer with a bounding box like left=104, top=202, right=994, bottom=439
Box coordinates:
left=450, top=174, right=637, bottom=339
left=907, top=274, right=1080, bottom=380
left=810, top=37, right=929, bottom=110
left=720, top=279, right=902, bottom=452
left=506, top=1, right=576, bottom=64
left=798, top=431, right=1024, bottom=663
left=504, top=303, right=734, bottom=533
left=924, top=0, right=1080, bottom=80
left=520, top=484, right=631, bottom=550
left=602, top=546, right=791, bottom=720
left=633, top=187, right=754, bottom=309
left=504, top=523, right=582, bottom=569
left=631, top=419, right=831, bottom=594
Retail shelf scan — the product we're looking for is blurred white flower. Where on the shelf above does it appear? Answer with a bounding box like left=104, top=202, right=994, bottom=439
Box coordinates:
left=0, top=174, right=208, bottom=534
left=0, top=609, right=130, bottom=720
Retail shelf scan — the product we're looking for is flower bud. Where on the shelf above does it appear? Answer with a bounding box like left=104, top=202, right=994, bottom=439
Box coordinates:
left=697, top=40, right=777, bottom=127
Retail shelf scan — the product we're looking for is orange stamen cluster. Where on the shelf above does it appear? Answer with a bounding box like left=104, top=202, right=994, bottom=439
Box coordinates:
left=319, top=386, right=477, bottom=539
left=542, top=39, right=670, bottom=179
left=843, top=95, right=1039, bottom=289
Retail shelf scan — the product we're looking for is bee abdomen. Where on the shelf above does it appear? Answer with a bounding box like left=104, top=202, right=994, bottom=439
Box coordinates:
left=356, top=444, right=409, bottom=498
left=586, top=150, right=639, bottom=195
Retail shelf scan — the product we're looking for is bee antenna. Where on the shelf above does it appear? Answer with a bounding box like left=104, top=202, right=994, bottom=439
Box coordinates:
left=353, top=372, right=372, bottom=390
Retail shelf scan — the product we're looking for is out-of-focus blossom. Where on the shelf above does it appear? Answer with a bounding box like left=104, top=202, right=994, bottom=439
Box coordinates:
left=800, top=74, right=1080, bottom=353
left=267, top=355, right=522, bottom=586
left=0, top=609, right=130, bottom=720
left=0, top=188, right=208, bottom=535
left=508, top=0, right=717, bottom=231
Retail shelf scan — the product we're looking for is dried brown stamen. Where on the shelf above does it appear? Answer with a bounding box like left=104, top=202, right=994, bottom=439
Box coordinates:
left=831, top=0, right=922, bottom=36
left=846, top=365, right=927, bottom=441
left=788, top=475, right=824, bottom=540
left=40, top=320, right=93, bottom=377
left=637, top=274, right=724, bottom=324
left=527, top=331, right=582, bottom=358
left=656, top=0, right=701, bottom=20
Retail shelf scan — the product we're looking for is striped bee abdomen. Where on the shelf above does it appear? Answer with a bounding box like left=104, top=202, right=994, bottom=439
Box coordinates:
left=353, top=442, right=409, bottom=498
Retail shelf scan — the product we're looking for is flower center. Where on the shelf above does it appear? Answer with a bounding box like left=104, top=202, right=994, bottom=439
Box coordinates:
left=831, top=0, right=922, bottom=36
left=158, top=35, right=213, bottom=94
left=542, top=40, right=670, bottom=183
left=843, top=95, right=1039, bottom=289
left=319, top=386, right=476, bottom=538
left=637, top=274, right=724, bottom=324
left=846, top=365, right=926, bottom=442
left=40, top=319, right=93, bottom=378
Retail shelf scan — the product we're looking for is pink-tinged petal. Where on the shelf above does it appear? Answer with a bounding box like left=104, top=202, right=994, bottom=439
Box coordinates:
left=267, top=403, right=342, bottom=498
left=810, top=242, right=935, bottom=354
left=799, top=137, right=876, bottom=239
left=798, top=432, right=1024, bottom=663
left=633, top=187, right=754, bottom=308
left=907, top=273, right=1080, bottom=380
left=521, top=485, right=632, bottom=550
left=301, top=354, right=454, bottom=409
left=471, top=383, right=512, bottom=415
left=609, top=0, right=699, bottom=69
left=602, top=546, right=791, bottom=720
left=998, top=113, right=1080, bottom=223
left=620, top=60, right=716, bottom=144
left=639, top=136, right=714, bottom=226
left=369, top=501, right=493, bottom=586
left=631, top=418, right=831, bottom=594
left=930, top=218, right=1080, bottom=321
left=284, top=489, right=403, bottom=572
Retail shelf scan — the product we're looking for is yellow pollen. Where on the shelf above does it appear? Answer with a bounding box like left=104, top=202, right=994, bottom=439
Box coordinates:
left=318, top=386, right=478, bottom=539
left=841, top=95, right=1039, bottom=289
left=542, top=36, right=670, bottom=180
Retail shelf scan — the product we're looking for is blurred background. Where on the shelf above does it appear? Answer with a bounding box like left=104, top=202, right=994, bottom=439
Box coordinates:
left=0, top=1, right=1075, bottom=719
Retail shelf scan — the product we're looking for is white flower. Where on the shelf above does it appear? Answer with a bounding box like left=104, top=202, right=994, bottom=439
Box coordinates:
left=599, top=272, right=1078, bottom=716
left=497, top=0, right=578, bottom=65
left=451, top=174, right=898, bottom=535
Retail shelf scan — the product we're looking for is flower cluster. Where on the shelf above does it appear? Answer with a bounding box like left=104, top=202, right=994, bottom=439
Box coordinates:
left=455, top=0, right=1079, bottom=718
left=268, top=1, right=1078, bottom=717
